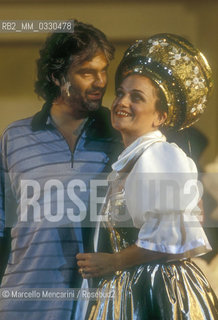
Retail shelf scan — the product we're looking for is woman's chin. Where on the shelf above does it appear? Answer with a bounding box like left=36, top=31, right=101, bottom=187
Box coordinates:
left=112, top=122, right=126, bottom=133
left=112, top=118, right=128, bottom=132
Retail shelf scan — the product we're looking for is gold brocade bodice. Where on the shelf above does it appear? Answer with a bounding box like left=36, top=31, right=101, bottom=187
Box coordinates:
left=98, top=171, right=139, bottom=254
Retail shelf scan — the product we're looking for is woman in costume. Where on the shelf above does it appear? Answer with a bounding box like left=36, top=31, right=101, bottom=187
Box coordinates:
left=76, top=34, right=218, bottom=319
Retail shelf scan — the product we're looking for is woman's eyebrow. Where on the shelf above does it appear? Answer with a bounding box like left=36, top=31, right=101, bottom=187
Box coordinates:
left=131, top=89, right=147, bottom=97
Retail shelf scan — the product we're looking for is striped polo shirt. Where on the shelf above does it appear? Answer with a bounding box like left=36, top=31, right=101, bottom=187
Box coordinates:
left=0, top=105, right=122, bottom=320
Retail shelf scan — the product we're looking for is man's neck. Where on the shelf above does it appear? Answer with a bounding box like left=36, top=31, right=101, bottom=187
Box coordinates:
left=50, top=99, right=86, bottom=131
left=50, top=99, right=87, bottom=151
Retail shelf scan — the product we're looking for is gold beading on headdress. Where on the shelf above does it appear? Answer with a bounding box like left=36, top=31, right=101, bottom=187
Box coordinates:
left=115, top=34, right=213, bottom=130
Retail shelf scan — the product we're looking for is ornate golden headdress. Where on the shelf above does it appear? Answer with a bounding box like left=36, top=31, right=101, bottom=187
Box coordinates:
left=115, top=34, right=213, bottom=130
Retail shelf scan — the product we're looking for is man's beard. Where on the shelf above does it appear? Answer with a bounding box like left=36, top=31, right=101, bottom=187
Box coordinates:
left=72, top=90, right=104, bottom=112
left=83, top=86, right=105, bottom=112
left=62, top=81, right=104, bottom=116
left=67, top=91, right=103, bottom=118
left=82, top=96, right=102, bottom=112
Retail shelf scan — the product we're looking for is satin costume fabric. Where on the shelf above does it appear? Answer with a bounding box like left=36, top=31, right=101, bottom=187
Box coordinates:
left=87, top=130, right=218, bottom=320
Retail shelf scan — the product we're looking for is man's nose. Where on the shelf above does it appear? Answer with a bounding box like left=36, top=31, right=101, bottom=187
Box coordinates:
left=93, top=73, right=107, bottom=88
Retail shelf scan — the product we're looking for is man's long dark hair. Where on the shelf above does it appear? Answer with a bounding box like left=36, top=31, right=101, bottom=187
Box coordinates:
left=34, top=20, right=114, bottom=103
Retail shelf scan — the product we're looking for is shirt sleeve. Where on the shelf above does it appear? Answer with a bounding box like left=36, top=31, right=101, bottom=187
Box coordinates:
left=0, top=136, right=6, bottom=238
left=125, top=141, right=211, bottom=258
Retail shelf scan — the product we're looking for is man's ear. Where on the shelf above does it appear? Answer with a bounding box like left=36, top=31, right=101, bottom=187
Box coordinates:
left=51, top=73, right=60, bottom=86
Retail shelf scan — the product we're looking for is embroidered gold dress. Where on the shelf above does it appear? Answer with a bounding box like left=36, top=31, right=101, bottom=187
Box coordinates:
left=87, top=131, right=218, bottom=320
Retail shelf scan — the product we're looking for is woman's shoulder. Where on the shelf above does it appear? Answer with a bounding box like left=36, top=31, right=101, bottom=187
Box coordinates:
left=148, top=140, right=188, bottom=158
left=134, top=140, right=197, bottom=173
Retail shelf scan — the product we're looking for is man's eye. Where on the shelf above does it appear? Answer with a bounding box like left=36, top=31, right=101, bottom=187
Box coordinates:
left=82, top=72, right=92, bottom=76
left=79, top=70, right=94, bottom=77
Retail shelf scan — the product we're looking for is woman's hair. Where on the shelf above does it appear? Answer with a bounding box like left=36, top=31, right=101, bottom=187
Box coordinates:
left=34, top=20, right=115, bottom=102
left=151, top=78, right=168, bottom=117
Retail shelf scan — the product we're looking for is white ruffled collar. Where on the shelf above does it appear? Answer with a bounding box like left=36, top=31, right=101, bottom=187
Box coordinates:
left=112, top=130, right=166, bottom=172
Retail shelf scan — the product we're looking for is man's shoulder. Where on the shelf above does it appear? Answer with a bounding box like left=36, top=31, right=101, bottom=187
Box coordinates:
left=6, top=116, right=33, bottom=129
left=2, top=116, right=33, bottom=138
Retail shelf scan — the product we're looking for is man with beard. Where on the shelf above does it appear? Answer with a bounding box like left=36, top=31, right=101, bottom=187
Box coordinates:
left=0, top=20, right=122, bottom=320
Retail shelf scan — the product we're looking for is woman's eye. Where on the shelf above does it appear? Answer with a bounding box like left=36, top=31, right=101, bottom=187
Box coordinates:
left=115, top=90, right=124, bottom=98
left=131, top=93, right=144, bottom=102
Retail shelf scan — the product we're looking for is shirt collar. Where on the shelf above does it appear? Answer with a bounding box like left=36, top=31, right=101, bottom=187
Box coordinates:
left=112, top=130, right=166, bottom=172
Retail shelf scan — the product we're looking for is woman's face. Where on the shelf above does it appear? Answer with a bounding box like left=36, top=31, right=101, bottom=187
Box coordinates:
left=111, top=74, right=166, bottom=145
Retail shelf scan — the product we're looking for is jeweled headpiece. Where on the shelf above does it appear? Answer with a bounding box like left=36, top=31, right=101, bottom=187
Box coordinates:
left=115, top=33, right=213, bottom=130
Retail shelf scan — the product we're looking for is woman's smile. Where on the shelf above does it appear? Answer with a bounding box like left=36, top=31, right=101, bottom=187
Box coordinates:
left=115, top=109, right=132, bottom=118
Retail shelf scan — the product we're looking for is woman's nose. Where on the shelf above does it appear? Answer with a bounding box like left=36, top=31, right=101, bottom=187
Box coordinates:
left=118, top=94, right=130, bottom=107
